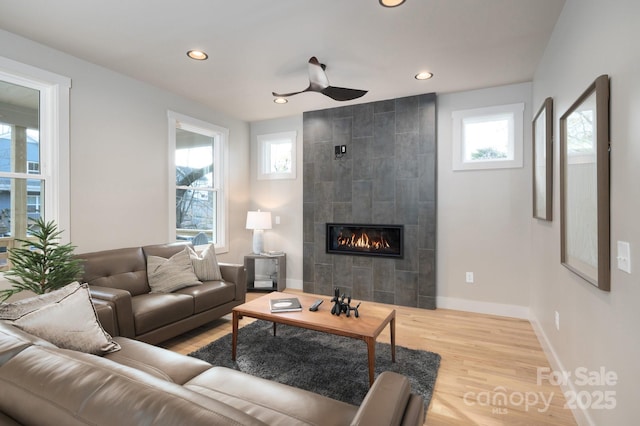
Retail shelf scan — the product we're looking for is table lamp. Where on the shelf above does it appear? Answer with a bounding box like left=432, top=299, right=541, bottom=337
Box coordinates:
left=246, top=210, right=272, bottom=254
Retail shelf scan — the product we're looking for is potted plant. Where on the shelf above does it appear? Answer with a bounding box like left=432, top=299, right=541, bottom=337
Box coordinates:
left=0, top=218, right=83, bottom=302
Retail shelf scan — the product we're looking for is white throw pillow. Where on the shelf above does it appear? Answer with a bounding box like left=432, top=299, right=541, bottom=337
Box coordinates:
left=188, top=245, right=222, bottom=281
left=0, top=282, right=121, bottom=355
left=147, top=247, right=202, bottom=293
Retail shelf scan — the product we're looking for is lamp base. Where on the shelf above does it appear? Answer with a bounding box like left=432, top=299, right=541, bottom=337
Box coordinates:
left=252, top=229, right=264, bottom=254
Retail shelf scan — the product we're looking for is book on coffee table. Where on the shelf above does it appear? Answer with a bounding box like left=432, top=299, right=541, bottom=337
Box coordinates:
left=269, top=297, right=302, bottom=313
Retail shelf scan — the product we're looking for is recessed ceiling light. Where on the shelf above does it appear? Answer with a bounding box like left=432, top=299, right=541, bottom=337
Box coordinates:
left=274, top=97, right=288, bottom=104
left=187, top=50, right=208, bottom=60
left=415, top=71, right=433, bottom=80
left=379, top=0, right=406, bottom=7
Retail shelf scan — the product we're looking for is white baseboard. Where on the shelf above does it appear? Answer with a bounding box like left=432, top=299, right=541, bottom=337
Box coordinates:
left=436, top=296, right=529, bottom=319
left=528, top=313, right=594, bottom=426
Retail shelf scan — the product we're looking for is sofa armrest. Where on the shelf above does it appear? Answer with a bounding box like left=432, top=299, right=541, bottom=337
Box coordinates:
left=219, top=263, right=246, bottom=302
left=88, top=285, right=136, bottom=338
left=350, top=371, right=425, bottom=426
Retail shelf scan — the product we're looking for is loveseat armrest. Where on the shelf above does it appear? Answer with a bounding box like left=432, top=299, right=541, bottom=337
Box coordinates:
left=350, top=371, right=425, bottom=426
left=88, top=285, right=136, bottom=338
left=219, top=263, right=246, bottom=302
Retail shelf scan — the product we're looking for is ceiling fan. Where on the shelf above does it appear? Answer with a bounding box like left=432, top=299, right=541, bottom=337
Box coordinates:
left=272, top=56, right=368, bottom=102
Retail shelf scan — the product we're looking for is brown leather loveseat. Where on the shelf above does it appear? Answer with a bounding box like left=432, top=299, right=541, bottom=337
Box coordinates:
left=76, top=241, right=246, bottom=344
left=0, top=321, right=426, bottom=425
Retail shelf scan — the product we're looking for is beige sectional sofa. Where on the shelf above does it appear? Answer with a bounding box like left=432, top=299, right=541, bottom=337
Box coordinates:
left=76, top=241, right=246, bottom=344
left=0, top=321, right=426, bottom=425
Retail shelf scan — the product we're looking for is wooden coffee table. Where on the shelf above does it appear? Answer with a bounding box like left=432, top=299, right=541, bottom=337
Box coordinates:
left=232, top=292, right=396, bottom=386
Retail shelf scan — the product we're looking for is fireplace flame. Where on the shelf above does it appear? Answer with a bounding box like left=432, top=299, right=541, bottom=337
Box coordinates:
left=336, top=231, right=391, bottom=251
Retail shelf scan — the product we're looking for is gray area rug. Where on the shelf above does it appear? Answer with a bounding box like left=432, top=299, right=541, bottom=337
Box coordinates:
left=189, top=320, right=440, bottom=408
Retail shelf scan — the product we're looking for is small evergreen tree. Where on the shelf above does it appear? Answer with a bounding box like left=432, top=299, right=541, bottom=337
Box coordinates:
left=0, top=218, right=83, bottom=302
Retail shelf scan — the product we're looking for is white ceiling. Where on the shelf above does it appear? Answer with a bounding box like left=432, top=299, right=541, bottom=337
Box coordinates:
left=0, top=0, right=565, bottom=122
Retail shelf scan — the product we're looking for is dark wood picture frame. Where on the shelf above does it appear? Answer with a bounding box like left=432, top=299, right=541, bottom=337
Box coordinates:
left=560, top=75, right=610, bottom=291
left=533, top=97, right=553, bottom=220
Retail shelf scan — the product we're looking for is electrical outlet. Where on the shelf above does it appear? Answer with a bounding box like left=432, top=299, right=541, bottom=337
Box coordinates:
left=465, top=272, right=474, bottom=283
left=555, top=311, right=560, bottom=331
left=334, top=145, right=341, bottom=155
left=341, top=145, right=347, bottom=154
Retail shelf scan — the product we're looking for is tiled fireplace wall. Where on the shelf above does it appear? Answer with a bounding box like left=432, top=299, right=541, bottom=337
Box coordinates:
left=302, top=93, right=437, bottom=309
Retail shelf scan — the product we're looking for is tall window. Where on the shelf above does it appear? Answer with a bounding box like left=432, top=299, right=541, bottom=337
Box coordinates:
left=168, top=111, right=228, bottom=252
left=0, top=57, right=71, bottom=270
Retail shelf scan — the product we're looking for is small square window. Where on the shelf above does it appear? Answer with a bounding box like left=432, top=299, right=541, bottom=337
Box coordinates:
left=257, top=131, right=297, bottom=180
left=452, top=103, right=524, bottom=170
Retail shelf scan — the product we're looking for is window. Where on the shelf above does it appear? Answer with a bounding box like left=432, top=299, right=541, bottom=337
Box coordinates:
left=0, top=56, right=71, bottom=270
left=452, top=103, right=524, bottom=170
left=168, top=111, right=228, bottom=252
left=257, top=131, right=297, bottom=180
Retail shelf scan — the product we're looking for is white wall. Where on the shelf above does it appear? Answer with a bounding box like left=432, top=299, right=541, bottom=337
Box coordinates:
left=436, top=82, right=533, bottom=318
left=249, top=116, right=304, bottom=289
left=0, top=29, right=251, bottom=264
left=530, top=0, right=640, bottom=424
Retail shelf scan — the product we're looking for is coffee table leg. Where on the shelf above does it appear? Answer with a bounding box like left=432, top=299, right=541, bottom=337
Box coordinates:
left=366, top=337, right=375, bottom=387
left=390, top=315, right=396, bottom=363
left=232, top=311, right=238, bottom=360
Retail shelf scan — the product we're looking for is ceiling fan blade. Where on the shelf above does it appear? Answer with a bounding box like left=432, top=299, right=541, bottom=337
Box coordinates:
left=321, top=86, right=368, bottom=101
left=308, top=56, right=329, bottom=90
left=272, top=86, right=311, bottom=98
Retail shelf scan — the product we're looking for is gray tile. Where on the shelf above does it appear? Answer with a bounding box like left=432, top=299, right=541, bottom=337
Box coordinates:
left=396, top=133, right=420, bottom=179
left=303, top=203, right=315, bottom=242
left=418, top=153, right=436, bottom=202
left=373, top=258, right=395, bottom=292
left=314, top=263, right=334, bottom=296
left=303, top=243, right=315, bottom=281
left=333, top=158, right=353, bottom=202
left=395, top=179, right=418, bottom=224
left=396, top=224, right=418, bottom=272
left=372, top=157, right=395, bottom=202
left=333, top=255, right=353, bottom=289
left=373, top=99, right=395, bottom=113
left=303, top=111, right=332, bottom=142
left=333, top=202, right=352, bottom=223
left=303, top=164, right=315, bottom=203
left=353, top=104, right=374, bottom=138
left=352, top=180, right=372, bottom=223
left=372, top=201, right=395, bottom=224
left=373, top=290, right=395, bottom=305
left=418, top=296, right=436, bottom=310
left=418, top=249, right=436, bottom=298
left=313, top=142, right=334, bottom=182
left=395, top=270, right=418, bottom=307
left=353, top=266, right=373, bottom=300
left=373, top=112, right=396, bottom=158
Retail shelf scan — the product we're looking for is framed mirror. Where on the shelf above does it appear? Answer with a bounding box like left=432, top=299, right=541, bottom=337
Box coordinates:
left=533, top=97, right=553, bottom=220
left=560, top=75, right=610, bottom=291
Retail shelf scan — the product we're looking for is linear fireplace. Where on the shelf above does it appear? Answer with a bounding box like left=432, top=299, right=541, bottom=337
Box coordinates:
left=326, top=223, right=404, bottom=258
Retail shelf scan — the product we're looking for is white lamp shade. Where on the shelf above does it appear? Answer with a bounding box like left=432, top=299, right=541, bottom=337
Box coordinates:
left=246, top=211, right=272, bottom=230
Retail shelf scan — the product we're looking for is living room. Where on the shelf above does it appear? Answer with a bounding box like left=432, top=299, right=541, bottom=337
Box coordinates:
left=0, top=0, right=638, bottom=425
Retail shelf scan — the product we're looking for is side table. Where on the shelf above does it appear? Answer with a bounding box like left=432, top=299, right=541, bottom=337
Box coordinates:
left=244, top=253, right=286, bottom=292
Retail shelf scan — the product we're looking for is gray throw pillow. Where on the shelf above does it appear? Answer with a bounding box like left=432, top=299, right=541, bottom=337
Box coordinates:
left=0, top=282, right=120, bottom=355
left=147, top=247, right=202, bottom=293
left=188, top=244, right=222, bottom=281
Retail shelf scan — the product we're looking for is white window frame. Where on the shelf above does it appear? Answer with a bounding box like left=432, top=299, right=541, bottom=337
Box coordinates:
left=257, top=131, right=297, bottom=180
left=0, top=56, right=71, bottom=242
left=167, top=111, right=229, bottom=253
left=452, top=103, right=524, bottom=171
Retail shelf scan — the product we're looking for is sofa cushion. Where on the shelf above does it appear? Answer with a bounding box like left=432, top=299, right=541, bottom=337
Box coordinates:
left=189, top=245, right=222, bottom=281
left=175, top=281, right=236, bottom=314
left=131, top=293, right=194, bottom=335
left=147, top=248, right=202, bottom=293
left=0, top=282, right=120, bottom=355
left=185, top=367, right=358, bottom=425
left=106, top=336, right=212, bottom=384
left=0, top=345, right=269, bottom=426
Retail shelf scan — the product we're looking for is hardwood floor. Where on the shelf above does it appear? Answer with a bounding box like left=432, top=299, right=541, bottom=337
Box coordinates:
left=162, top=290, right=577, bottom=426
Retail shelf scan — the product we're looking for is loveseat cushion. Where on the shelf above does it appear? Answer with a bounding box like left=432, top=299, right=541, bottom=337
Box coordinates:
left=0, top=283, right=120, bottom=355
left=185, top=366, right=358, bottom=426
left=175, top=281, right=236, bottom=313
left=132, top=293, right=194, bottom=335
left=78, top=247, right=149, bottom=296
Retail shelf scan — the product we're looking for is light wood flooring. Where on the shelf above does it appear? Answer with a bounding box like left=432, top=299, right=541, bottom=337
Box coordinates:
left=162, top=290, right=578, bottom=426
